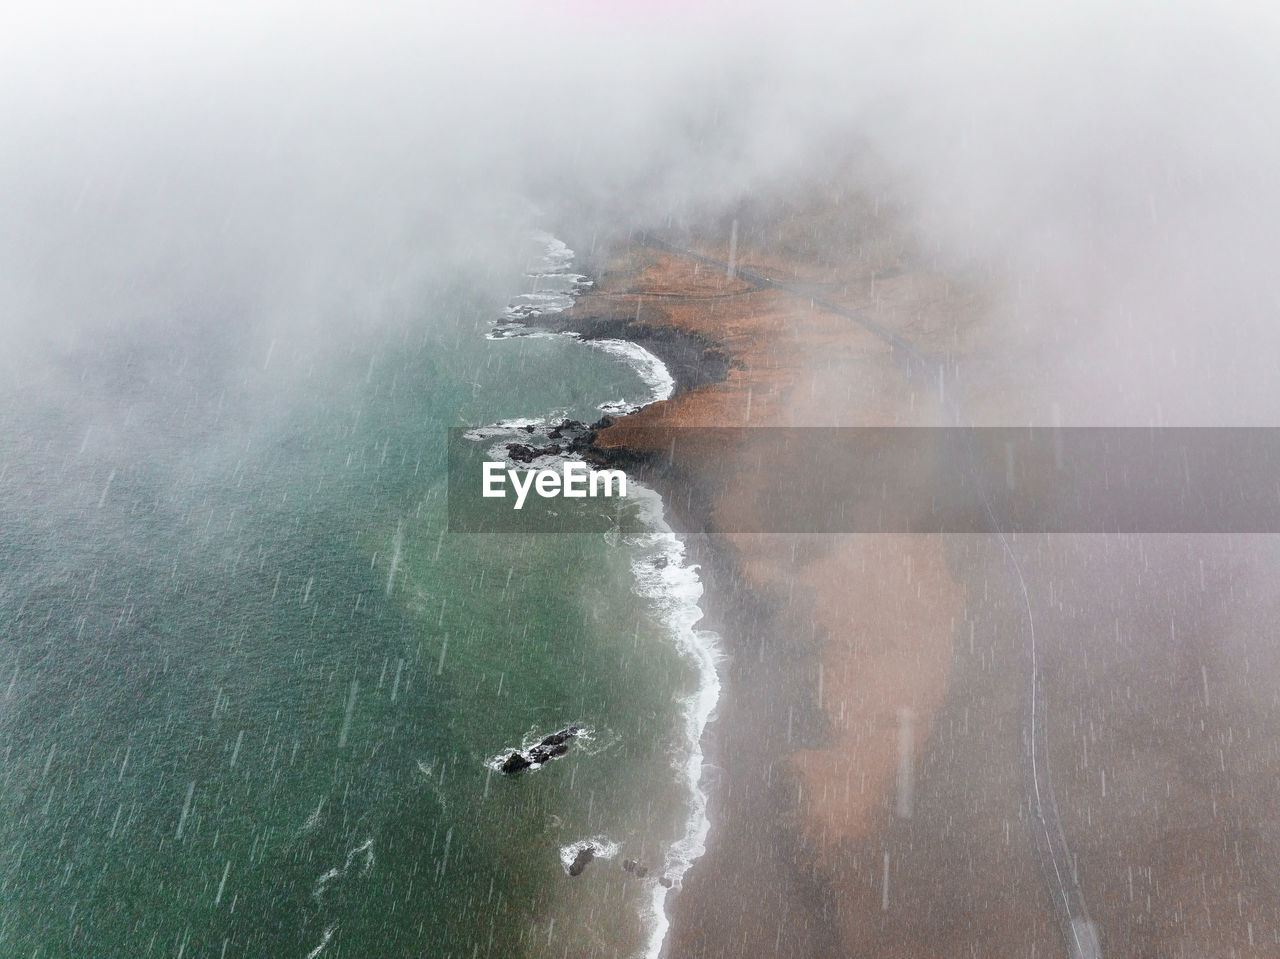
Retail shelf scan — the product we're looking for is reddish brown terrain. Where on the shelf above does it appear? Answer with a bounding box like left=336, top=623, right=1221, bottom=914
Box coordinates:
left=562, top=191, right=1280, bottom=958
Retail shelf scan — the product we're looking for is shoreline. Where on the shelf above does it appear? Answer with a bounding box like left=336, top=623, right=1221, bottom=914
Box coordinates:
left=479, top=233, right=726, bottom=959
left=546, top=219, right=975, bottom=956
left=528, top=210, right=1280, bottom=956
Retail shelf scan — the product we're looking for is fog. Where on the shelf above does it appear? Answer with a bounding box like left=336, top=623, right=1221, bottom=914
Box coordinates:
left=5, top=7, right=1280, bottom=957
left=3, top=1, right=1278, bottom=421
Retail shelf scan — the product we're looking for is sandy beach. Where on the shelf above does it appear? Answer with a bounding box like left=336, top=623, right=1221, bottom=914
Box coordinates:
left=549, top=191, right=1280, bottom=958
left=557, top=199, right=998, bottom=955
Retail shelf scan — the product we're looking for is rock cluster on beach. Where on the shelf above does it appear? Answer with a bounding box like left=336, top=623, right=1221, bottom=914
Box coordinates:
left=499, top=725, right=581, bottom=774
left=503, top=416, right=625, bottom=467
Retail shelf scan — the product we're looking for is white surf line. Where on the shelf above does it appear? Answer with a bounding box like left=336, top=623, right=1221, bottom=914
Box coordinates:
left=303, top=925, right=335, bottom=959
left=625, top=481, right=722, bottom=959
left=582, top=338, right=675, bottom=408
left=489, top=231, right=592, bottom=337
left=477, top=233, right=723, bottom=959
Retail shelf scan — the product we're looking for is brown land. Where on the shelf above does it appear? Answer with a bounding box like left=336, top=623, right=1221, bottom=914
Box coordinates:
left=559, top=190, right=1280, bottom=957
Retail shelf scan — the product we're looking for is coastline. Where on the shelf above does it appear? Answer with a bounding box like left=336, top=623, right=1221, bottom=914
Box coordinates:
left=544, top=213, right=989, bottom=956
left=553, top=206, right=1280, bottom=959
left=543, top=210, right=1280, bottom=958
left=477, top=234, right=725, bottom=959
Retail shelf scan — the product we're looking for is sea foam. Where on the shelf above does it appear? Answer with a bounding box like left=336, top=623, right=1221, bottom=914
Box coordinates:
left=624, top=482, right=722, bottom=959
left=477, top=232, right=721, bottom=959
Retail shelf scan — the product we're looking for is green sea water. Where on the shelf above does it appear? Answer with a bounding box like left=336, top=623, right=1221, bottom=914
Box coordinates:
left=0, top=239, right=709, bottom=958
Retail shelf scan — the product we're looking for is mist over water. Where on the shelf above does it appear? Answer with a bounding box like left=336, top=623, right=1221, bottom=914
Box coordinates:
left=6, top=1, right=1279, bottom=425
left=4, top=2, right=1280, bottom=957
left=0, top=223, right=708, bottom=958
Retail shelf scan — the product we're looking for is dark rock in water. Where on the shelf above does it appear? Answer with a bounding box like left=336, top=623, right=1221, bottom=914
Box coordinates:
left=505, top=441, right=577, bottom=463
left=658, top=876, right=673, bottom=888
left=547, top=428, right=563, bottom=439
left=500, top=751, right=532, bottom=774
left=653, top=555, right=668, bottom=569
left=527, top=726, right=580, bottom=764
left=499, top=726, right=581, bottom=775
left=568, top=845, right=595, bottom=877
left=621, top=858, right=650, bottom=879
left=589, top=415, right=614, bottom=431
left=522, top=424, right=535, bottom=433
left=540, top=726, right=580, bottom=748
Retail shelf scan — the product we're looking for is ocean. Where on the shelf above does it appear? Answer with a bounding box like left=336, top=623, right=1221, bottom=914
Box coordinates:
left=0, top=233, right=718, bottom=958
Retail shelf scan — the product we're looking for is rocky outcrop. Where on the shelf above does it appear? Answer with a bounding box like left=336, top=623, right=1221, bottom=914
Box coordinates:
left=502, top=419, right=602, bottom=465
left=568, top=845, right=595, bottom=877
left=499, top=725, right=582, bottom=775
left=622, top=858, right=669, bottom=884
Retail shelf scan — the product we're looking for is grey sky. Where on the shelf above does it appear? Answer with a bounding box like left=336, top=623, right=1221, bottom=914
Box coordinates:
left=3, top=1, right=1277, bottom=422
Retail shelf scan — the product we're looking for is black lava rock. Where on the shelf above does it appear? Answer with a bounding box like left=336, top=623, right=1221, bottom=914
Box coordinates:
left=568, top=846, right=595, bottom=877
left=498, top=726, right=582, bottom=775
left=500, top=751, right=532, bottom=774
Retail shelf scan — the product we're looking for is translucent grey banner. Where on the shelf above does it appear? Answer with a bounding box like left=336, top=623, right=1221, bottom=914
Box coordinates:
left=448, top=427, right=1280, bottom=533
